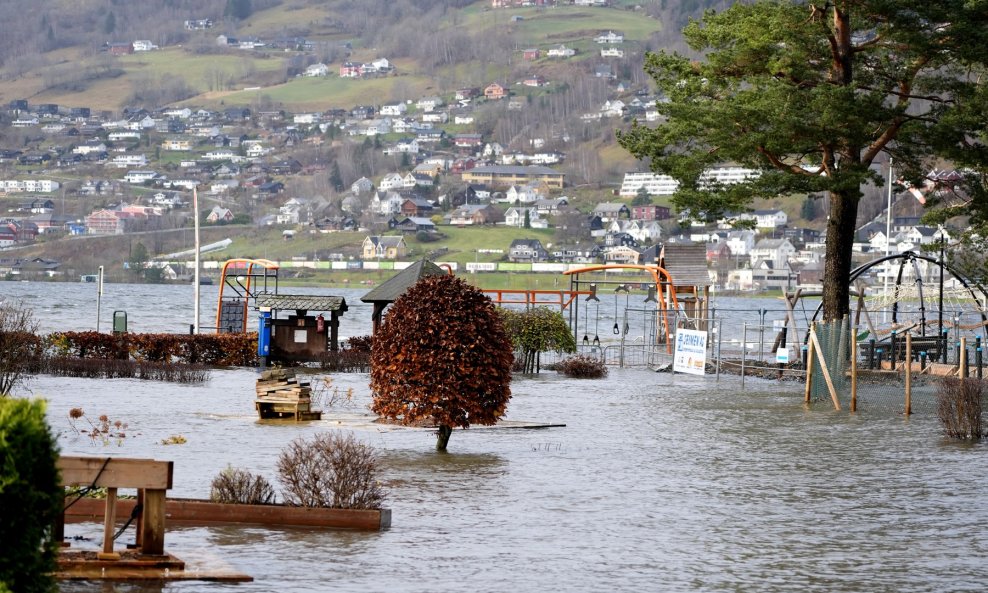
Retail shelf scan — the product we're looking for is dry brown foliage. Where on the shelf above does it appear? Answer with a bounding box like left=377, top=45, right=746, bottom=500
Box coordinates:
left=936, top=377, right=985, bottom=439
left=276, top=432, right=385, bottom=510
left=210, top=466, right=277, bottom=505
left=369, top=274, right=513, bottom=449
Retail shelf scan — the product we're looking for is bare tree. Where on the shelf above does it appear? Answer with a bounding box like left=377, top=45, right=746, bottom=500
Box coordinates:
left=0, top=300, right=41, bottom=397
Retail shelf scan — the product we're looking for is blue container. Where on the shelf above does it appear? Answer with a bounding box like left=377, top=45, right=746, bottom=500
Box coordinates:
left=257, top=311, right=272, bottom=358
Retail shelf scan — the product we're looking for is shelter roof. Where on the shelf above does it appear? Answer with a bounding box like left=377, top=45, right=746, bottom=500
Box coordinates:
left=361, top=259, right=447, bottom=304
left=256, top=295, right=347, bottom=312
left=661, top=243, right=712, bottom=287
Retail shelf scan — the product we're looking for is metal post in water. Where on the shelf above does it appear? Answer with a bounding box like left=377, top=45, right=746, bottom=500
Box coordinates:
left=890, top=330, right=897, bottom=369
left=758, top=309, right=766, bottom=364
left=868, top=338, right=876, bottom=370
left=95, top=265, right=103, bottom=332
left=977, top=347, right=983, bottom=380
left=905, top=333, right=912, bottom=416
left=716, top=318, right=723, bottom=381
left=741, top=322, right=747, bottom=388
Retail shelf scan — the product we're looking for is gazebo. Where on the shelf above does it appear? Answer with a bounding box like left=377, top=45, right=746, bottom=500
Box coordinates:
left=360, top=259, right=448, bottom=334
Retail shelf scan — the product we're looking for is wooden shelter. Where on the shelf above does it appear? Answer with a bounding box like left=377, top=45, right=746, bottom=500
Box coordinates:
left=660, top=243, right=713, bottom=330
left=256, top=294, right=347, bottom=364
left=361, top=259, right=448, bottom=334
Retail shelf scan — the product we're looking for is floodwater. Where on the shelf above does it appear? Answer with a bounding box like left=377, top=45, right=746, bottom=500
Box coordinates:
left=5, top=282, right=988, bottom=592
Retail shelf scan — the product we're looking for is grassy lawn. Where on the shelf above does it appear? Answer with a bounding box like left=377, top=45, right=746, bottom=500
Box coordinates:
left=464, top=5, right=662, bottom=46
left=208, top=74, right=436, bottom=111
left=409, top=225, right=556, bottom=264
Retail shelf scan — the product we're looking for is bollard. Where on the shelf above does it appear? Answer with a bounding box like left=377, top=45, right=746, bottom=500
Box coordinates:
left=920, top=351, right=927, bottom=372
left=955, top=342, right=961, bottom=371
left=189, top=324, right=195, bottom=335
left=890, top=330, right=897, bottom=365
left=942, top=330, right=950, bottom=364
left=977, top=347, right=983, bottom=380
left=868, top=339, right=876, bottom=369
left=802, top=344, right=808, bottom=370
left=876, top=348, right=884, bottom=369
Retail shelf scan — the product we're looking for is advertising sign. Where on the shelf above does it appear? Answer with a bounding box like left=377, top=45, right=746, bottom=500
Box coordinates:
left=673, top=329, right=708, bottom=375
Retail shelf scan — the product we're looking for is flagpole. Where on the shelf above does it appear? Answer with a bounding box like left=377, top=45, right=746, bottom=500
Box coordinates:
left=193, top=186, right=201, bottom=334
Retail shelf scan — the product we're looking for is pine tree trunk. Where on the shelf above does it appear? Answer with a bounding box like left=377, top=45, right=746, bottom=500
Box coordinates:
left=823, top=188, right=858, bottom=321
left=436, top=425, right=452, bottom=451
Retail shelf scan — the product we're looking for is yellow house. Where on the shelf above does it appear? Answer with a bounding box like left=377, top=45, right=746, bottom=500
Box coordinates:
left=361, top=235, right=407, bottom=260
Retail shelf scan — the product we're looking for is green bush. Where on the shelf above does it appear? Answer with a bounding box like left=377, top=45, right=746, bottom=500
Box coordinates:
left=0, top=398, right=61, bottom=593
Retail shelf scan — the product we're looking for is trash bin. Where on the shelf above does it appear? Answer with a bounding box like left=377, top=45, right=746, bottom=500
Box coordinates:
left=112, top=311, right=127, bottom=334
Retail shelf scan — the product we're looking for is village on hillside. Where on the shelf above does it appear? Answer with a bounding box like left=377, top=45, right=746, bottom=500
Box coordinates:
left=0, top=2, right=965, bottom=291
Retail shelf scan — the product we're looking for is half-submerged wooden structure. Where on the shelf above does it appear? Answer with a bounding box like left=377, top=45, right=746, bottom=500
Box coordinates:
left=255, top=368, right=321, bottom=420
left=56, top=455, right=253, bottom=582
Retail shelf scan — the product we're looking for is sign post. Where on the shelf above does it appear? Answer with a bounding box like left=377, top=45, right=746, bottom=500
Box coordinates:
left=673, top=328, right=708, bottom=375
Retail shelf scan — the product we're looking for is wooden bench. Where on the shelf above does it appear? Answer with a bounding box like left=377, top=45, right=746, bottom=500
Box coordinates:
left=58, top=456, right=173, bottom=558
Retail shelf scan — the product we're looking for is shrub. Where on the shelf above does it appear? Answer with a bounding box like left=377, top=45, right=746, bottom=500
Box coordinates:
left=936, top=377, right=985, bottom=439
left=210, top=466, right=276, bottom=505
left=499, top=307, right=576, bottom=374
left=551, top=354, right=609, bottom=379
left=0, top=398, right=61, bottom=593
left=276, top=432, right=385, bottom=509
left=370, top=274, right=514, bottom=450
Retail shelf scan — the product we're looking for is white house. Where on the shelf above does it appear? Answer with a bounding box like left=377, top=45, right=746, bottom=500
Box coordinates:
left=371, top=191, right=403, bottom=215
left=124, top=170, right=158, bottom=184
left=111, top=154, right=148, bottom=168
left=595, top=31, right=624, bottom=44
left=380, top=103, right=408, bottom=116
left=546, top=45, right=576, bottom=58
left=504, top=207, right=544, bottom=228
left=132, top=40, right=157, bottom=51
left=749, top=238, right=796, bottom=268
left=416, top=96, right=444, bottom=112
left=304, top=63, right=330, bottom=77
left=378, top=173, right=405, bottom=191
left=725, top=230, right=757, bottom=256
left=600, top=47, right=624, bottom=58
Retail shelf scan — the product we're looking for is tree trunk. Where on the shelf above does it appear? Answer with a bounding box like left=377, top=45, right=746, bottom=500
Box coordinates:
left=822, top=188, right=859, bottom=321
left=436, top=425, right=452, bottom=451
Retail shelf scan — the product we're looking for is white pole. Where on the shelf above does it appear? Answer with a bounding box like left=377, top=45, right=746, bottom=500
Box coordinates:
left=883, top=157, right=893, bottom=323
left=96, top=265, right=103, bottom=331
left=193, top=187, right=201, bottom=334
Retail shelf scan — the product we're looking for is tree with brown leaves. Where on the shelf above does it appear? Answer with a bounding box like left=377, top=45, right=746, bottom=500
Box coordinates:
left=370, top=274, right=513, bottom=451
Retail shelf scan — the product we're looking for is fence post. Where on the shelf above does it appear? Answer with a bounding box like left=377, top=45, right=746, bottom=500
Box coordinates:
left=868, top=338, right=876, bottom=370
left=716, top=319, right=722, bottom=381
left=905, top=333, right=912, bottom=416
left=804, top=323, right=815, bottom=403
left=850, top=327, right=858, bottom=412
left=920, top=351, right=927, bottom=373
left=960, top=337, right=968, bottom=379
left=977, top=346, right=983, bottom=380
left=890, top=330, right=897, bottom=370
left=741, top=322, right=747, bottom=389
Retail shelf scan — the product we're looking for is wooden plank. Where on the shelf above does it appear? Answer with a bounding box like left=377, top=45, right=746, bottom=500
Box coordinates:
left=59, top=457, right=173, bottom=490
left=65, top=497, right=390, bottom=530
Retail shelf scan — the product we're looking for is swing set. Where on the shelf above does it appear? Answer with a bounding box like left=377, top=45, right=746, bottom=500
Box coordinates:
left=562, top=264, right=682, bottom=354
